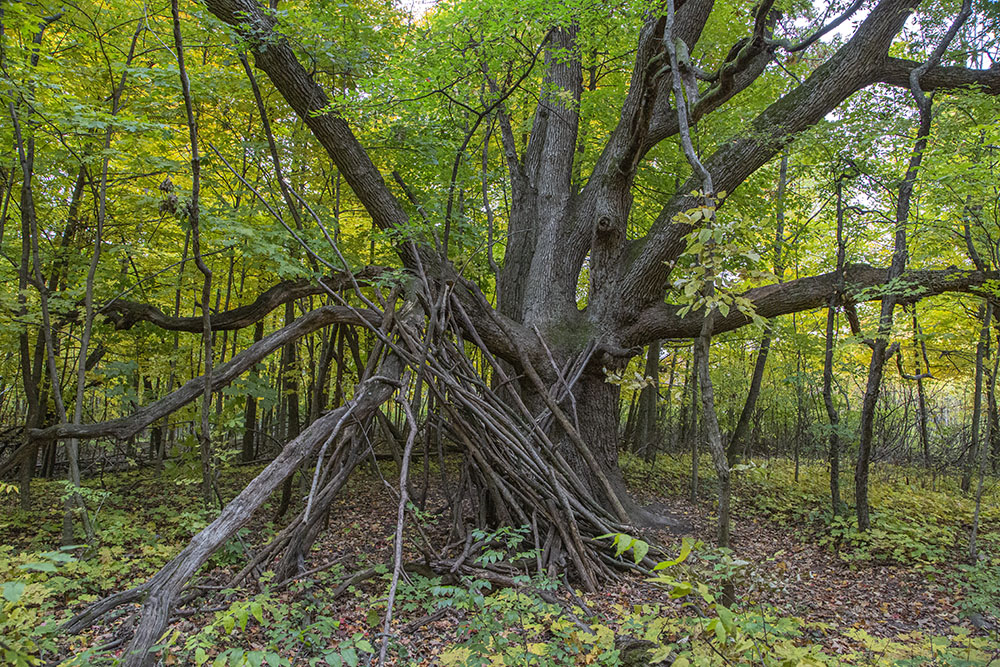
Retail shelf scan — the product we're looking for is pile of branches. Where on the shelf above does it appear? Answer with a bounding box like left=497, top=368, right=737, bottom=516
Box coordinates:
left=61, top=275, right=662, bottom=666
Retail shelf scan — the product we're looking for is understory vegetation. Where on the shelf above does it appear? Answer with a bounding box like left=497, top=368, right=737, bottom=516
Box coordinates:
left=3, top=456, right=999, bottom=665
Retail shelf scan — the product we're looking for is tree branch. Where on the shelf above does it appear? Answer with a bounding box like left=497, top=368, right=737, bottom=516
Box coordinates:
left=624, top=264, right=997, bottom=345
left=619, top=0, right=922, bottom=311
left=879, top=57, right=1000, bottom=95
left=30, top=305, right=379, bottom=443
left=101, top=267, right=386, bottom=332
left=202, top=0, right=416, bottom=264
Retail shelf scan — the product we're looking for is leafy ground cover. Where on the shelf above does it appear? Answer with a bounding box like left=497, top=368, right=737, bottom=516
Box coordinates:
left=2, top=456, right=998, bottom=665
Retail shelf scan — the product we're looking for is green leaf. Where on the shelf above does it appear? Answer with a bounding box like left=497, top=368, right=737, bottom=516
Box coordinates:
left=716, top=604, right=736, bottom=634
left=712, top=617, right=727, bottom=643
left=1, top=582, right=25, bottom=603
left=19, top=562, right=57, bottom=572
left=250, top=601, right=264, bottom=624
left=669, top=581, right=692, bottom=598
left=632, top=539, right=649, bottom=564
left=652, top=537, right=694, bottom=570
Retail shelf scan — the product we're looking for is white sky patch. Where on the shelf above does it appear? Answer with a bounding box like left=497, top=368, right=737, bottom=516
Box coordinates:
left=396, top=0, right=436, bottom=20
left=797, top=0, right=870, bottom=44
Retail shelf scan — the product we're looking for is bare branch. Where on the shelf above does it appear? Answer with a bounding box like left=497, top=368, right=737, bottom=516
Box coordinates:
left=102, top=268, right=387, bottom=332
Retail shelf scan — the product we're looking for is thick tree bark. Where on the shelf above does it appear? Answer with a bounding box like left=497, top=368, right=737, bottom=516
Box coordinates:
left=626, top=264, right=996, bottom=345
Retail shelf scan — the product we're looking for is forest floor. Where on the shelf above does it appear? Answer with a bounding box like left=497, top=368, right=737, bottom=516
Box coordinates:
left=3, top=454, right=999, bottom=665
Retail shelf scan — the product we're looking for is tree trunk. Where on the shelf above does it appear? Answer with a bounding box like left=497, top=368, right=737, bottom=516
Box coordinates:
left=636, top=341, right=661, bottom=461
left=687, top=350, right=700, bottom=503
left=963, top=304, right=989, bottom=493
left=696, top=315, right=731, bottom=548
left=242, top=321, right=265, bottom=462
left=856, top=71, right=938, bottom=530
left=970, top=304, right=996, bottom=560
left=911, top=308, right=932, bottom=466
left=728, top=153, right=786, bottom=465
left=275, top=302, right=302, bottom=519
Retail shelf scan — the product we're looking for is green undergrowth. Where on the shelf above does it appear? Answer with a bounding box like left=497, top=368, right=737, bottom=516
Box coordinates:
left=626, top=453, right=1000, bottom=647
left=3, top=458, right=999, bottom=665
left=42, top=527, right=998, bottom=666
left=0, top=463, right=271, bottom=666
left=626, top=454, right=1000, bottom=569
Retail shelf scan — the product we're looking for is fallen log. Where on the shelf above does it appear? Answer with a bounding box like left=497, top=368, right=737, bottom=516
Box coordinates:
left=61, top=352, right=405, bottom=667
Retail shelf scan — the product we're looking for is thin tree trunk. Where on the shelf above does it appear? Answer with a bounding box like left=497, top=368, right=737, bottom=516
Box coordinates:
left=727, top=155, right=786, bottom=465
left=970, top=302, right=994, bottom=559
left=162, top=230, right=190, bottom=471
left=10, top=18, right=62, bottom=512
left=794, top=350, right=803, bottom=483
left=665, top=0, right=730, bottom=545
left=172, top=0, right=214, bottom=508
left=911, top=307, right=932, bottom=466
left=825, top=176, right=849, bottom=514
left=688, top=352, right=699, bottom=503
left=636, top=340, right=661, bottom=461
left=663, top=349, right=678, bottom=447
left=275, top=302, right=301, bottom=519
left=963, top=304, right=989, bottom=494
left=856, top=86, right=940, bottom=531
left=856, top=0, right=969, bottom=532
left=242, top=321, right=265, bottom=462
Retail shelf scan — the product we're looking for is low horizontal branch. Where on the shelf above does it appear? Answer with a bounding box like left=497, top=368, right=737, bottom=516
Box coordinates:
left=102, top=266, right=387, bottom=332
left=625, top=264, right=997, bottom=345
left=31, top=305, right=379, bottom=442
left=879, top=57, right=1000, bottom=95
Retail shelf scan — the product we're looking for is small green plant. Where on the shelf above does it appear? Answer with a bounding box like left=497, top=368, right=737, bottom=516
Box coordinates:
left=0, top=546, right=83, bottom=666
left=435, top=525, right=617, bottom=666
left=952, top=558, right=1000, bottom=631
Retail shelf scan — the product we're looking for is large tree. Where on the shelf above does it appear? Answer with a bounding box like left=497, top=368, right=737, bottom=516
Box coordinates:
left=190, top=0, right=1000, bottom=511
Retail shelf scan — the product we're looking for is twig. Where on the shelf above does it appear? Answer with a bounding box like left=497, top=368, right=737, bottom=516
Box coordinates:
left=378, top=392, right=419, bottom=665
